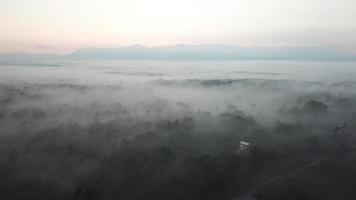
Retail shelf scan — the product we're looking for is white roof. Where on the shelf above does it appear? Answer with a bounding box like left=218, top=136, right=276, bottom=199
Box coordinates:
left=240, top=141, right=250, bottom=146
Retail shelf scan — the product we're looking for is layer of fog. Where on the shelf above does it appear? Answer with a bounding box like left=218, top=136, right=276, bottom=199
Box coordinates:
left=1, top=61, right=355, bottom=128
left=0, top=61, right=355, bottom=199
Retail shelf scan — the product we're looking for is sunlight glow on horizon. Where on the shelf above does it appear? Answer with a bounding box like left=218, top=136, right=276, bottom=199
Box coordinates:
left=1, top=0, right=356, bottom=54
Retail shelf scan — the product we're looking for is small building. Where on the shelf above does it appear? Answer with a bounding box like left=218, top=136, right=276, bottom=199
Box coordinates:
left=239, top=141, right=251, bottom=151
left=232, top=141, right=251, bottom=155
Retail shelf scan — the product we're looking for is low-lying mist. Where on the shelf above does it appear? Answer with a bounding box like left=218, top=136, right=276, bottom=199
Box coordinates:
left=0, top=61, right=355, bottom=200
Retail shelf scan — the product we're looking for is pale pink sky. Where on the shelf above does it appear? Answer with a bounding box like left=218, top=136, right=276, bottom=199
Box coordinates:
left=1, top=0, right=356, bottom=54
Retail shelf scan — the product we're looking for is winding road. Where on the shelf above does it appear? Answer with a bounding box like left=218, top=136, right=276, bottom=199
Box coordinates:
left=235, top=160, right=321, bottom=200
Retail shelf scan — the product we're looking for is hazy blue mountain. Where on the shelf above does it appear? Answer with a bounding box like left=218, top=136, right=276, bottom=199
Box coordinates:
left=1, top=45, right=356, bottom=63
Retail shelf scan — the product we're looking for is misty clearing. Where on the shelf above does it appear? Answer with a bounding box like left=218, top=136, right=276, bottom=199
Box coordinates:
left=0, top=61, right=356, bottom=200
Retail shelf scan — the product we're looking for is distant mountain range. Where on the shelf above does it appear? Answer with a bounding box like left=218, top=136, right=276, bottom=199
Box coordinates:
left=1, top=44, right=356, bottom=64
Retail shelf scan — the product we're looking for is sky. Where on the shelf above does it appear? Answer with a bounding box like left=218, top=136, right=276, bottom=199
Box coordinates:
left=1, top=0, right=356, bottom=54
